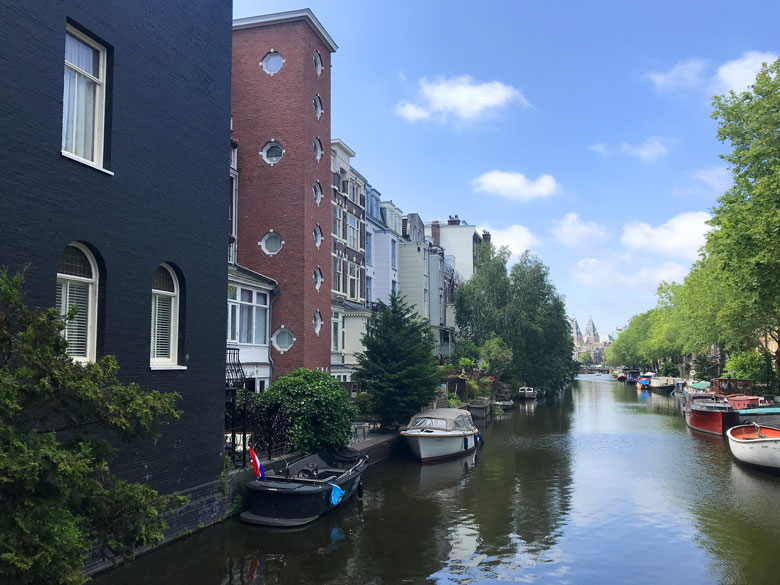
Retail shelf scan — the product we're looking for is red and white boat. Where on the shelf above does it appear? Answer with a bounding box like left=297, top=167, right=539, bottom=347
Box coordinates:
left=727, top=424, right=780, bottom=471
left=685, top=395, right=738, bottom=436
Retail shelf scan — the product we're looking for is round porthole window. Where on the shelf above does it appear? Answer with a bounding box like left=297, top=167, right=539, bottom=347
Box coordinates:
left=261, top=140, right=284, bottom=165
left=272, top=327, right=295, bottom=352
left=313, top=51, right=323, bottom=76
left=260, top=232, right=283, bottom=256
left=313, top=94, right=324, bottom=119
left=261, top=51, right=284, bottom=75
left=313, top=267, right=323, bottom=290
left=313, top=311, right=323, bottom=335
left=313, top=226, right=323, bottom=249
left=313, top=137, right=323, bottom=161
left=313, top=181, right=323, bottom=205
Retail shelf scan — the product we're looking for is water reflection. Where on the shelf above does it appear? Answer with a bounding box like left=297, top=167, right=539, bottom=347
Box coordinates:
left=93, top=375, right=780, bottom=585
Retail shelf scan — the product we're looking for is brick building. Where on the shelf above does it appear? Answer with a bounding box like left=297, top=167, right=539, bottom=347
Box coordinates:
left=231, top=10, right=338, bottom=379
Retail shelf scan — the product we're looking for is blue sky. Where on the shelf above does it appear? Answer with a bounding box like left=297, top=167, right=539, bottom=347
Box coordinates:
left=233, top=0, right=779, bottom=337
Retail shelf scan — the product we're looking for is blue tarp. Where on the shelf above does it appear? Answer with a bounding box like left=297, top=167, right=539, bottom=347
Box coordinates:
left=329, top=483, right=345, bottom=506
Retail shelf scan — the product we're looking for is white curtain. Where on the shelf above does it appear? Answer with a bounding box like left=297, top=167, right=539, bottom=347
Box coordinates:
left=62, top=33, right=97, bottom=160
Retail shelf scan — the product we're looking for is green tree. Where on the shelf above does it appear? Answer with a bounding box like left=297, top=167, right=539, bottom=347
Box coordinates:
left=0, top=269, right=183, bottom=585
left=479, top=333, right=513, bottom=380
left=244, top=369, right=357, bottom=455
left=708, top=57, right=780, bottom=377
left=579, top=352, right=593, bottom=366
left=355, top=293, right=441, bottom=425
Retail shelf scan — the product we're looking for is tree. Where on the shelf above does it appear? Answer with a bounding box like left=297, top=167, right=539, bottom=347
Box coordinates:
left=249, top=368, right=357, bottom=454
left=707, top=57, right=780, bottom=377
left=0, top=269, right=183, bottom=585
left=579, top=352, right=593, bottom=366
left=479, top=333, right=513, bottom=380
left=355, top=293, right=441, bottom=425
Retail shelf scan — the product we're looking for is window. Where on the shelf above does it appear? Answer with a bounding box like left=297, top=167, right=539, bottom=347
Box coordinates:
left=366, top=276, right=372, bottom=305
left=365, top=232, right=372, bottom=265
left=313, top=50, right=323, bottom=76
left=313, top=225, right=323, bottom=249
left=313, top=94, right=323, bottom=119
left=260, top=232, right=283, bottom=256
left=331, top=311, right=342, bottom=352
left=62, top=26, right=106, bottom=167
left=313, top=311, right=323, bottom=335
left=271, top=327, right=294, bottom=352
left=227, top=285, right=269, bottom=345
left=261, top=51, right=284, bottom=75
left=56, top=243, right=98, bottom=361
left=313, top=267, right=323, bottom=291
left=347, top=213, right=359, bottom=249
left=333, top=207, right=343, bottom=239
left=333, top=258, right=343, bottom=293
left=391, top=239, right=397, bottom=269
left=392, top=280, right=398, bottom=293
left=150, top=264, right=180, bottom=364
left=313, top=181, right=323, bottom=205
left=313, top=137, right=323, bottom=161
left=261, top=140, right=284, bottom=165
left=347, top=262, right=358, bottom=300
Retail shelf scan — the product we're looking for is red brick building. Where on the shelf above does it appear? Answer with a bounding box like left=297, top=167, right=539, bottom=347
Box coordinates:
left=232, top=10, right=337, bottom=379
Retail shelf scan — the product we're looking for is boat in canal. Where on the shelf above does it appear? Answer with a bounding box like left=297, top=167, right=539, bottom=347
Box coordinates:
left=727, top=424, right=780, bottom=471
left=519, top=386, right=537, bottom=400
left=240, top=449, right=369, bottom=527
left=685, top=396, right=739, bottom=436
left=648, top=376, right=676, bottom=395
left=401, top=408, right=481, bottom=463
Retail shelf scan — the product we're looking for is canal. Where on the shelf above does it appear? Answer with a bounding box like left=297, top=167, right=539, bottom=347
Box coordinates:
left=93, top=375, right=780, bottom=584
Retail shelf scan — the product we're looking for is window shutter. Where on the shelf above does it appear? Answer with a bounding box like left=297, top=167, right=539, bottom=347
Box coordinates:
left=151, top=293, right=172, bottom=359
left=64, top=281, right=89, bottom=357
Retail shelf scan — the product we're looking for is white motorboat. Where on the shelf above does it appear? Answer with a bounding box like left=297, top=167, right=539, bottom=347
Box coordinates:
left=726, top=424, right=780, bottom=471
left=401, top=408, right=481, bottom=463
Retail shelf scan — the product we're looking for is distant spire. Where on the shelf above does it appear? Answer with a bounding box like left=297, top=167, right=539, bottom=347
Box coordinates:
left=584, top=315, right=599, bottom=344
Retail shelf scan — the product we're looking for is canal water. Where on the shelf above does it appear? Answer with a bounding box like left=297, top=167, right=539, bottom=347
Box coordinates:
left=93, top=375, right=780, bottom=585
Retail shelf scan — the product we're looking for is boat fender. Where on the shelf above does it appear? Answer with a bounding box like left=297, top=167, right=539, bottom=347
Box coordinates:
left=357, top=481, right=364, bottom=499
left=477, top=432, right=484, bottom=445
left=328, top=482, right=345, bottom=506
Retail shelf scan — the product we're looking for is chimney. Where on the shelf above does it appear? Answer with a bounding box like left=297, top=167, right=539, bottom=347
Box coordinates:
left=431, top=220, right=440, bottom=245
left=482, top=230, right=491, bottom=242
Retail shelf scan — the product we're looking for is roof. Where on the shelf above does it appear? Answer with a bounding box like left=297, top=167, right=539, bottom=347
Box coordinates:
left=233, top=9, right=338, bottom=53
left=228, top=265, right=277, bottom=288
left=690, top=381, right=711, bottom=390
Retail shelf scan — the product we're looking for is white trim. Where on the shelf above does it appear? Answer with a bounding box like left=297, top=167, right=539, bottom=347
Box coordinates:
left=57, top=242, right=99, bottom=363
left=149, top=365, right=188, bottom=371
left=60, top=150, right=114, bottom=175
left=233, top=10, right=339, bottom=52
left=150, top=263, right=180, bottom=366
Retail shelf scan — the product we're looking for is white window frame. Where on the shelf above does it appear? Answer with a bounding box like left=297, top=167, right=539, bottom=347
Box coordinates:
left=313, top=311, right=323, bottom=335
left=333, top=257, right=343, bottom=293
left=271, top=326, right=295, bottom=353
left=365, top=232, right=372, bottom=266
left=260, top=231, right=284, bottom=256
left=261, top=140, right=285, bottom=166
left=62, top=25, right=107, bottom=170
left=227, top=285, right=269, bottom=346
left=56, top=242, right=98, bottom=363
left=347, top=213, right=359, bottom=249
left=366, top=276, right=373, bottom=306
left=331, top=310, right=342, bottom=352
left=391, top=239, right=397, bottom=269
left=347, top=262, right=359, bottom=301
left=313, top=267, right=323, bottom=291
left=333, top=207, right=343, bottom=240
left=313, top=181, right=323, bottom=205
left=150, top=263, right=180, bottom=366
left=313, top=50, right=323, bottom=76
left=260, top=50, right=284, bottom=75
left=313, top=225, right=323, bottom=250
left=313, top=94, right=323, bottom=119
left=313, top=137, right=323, bottom=161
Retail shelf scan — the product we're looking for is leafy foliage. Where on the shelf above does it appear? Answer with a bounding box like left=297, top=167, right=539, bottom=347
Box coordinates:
left=0, top=269, right=183, bottom=585
left=244, top=369, right=357, bottom=455
left=355, top=293, right=441, bottom=425
left=455, top=245, right=576, bottom=388
left=579, top=352, right=593, bottom=366
left=479, top=333, right=513, bottom=380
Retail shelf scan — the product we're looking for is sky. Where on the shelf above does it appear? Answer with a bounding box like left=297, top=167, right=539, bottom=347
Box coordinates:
left=233, top=0, right=779, bottom=337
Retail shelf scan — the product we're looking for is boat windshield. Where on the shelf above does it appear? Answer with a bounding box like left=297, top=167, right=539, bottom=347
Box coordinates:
left=411, top=417, right=448, bottom=429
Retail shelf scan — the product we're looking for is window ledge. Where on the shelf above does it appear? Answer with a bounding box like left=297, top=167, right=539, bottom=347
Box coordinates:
left=61, top=150, right=114, bottom=175
left=149, top=364, right=188, bottom=371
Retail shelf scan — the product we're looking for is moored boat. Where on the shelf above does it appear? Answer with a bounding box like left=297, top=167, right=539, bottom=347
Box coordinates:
left=519, top=386, right=537, bottom=400
left=649, top=376, right=676, bottom=395
left=727, top=424, right=780, bottom=471
left=401, top=408, right=481, bottom=463
left=736, top=405, right=780, bottom=428
left=241, top=448, right=369, bottom=527
left=685, top=396, right=738, bottom=436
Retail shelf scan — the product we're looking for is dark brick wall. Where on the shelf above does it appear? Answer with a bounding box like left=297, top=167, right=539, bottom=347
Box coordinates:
left=0, top=1, right=232, bottom=494
left=232, top=19, right=333, bottom=379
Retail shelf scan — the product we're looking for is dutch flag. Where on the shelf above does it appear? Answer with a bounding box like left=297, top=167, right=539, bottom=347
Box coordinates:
left=248, top=446, right=265, bottom=480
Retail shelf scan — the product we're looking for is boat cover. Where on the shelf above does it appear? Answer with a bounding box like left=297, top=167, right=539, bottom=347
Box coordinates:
left=690, top=381, right=711, bottom=390
left=407, top=408, right=476, bottom=432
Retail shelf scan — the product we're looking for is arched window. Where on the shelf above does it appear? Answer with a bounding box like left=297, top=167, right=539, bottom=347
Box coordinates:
left=150, top=264, right=180, bottom=365
left=56, top=243, right=98, bottom=361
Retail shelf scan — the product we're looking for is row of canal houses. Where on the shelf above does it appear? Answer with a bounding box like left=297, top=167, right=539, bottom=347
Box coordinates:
left=0, top=3, right=487, bottom=550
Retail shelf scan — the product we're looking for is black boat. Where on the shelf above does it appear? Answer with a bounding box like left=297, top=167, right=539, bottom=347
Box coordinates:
left=240, top=448, right=369, bottom=527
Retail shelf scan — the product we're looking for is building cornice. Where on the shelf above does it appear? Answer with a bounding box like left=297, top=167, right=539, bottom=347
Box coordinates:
left=233, top=9, right=338, bottom=53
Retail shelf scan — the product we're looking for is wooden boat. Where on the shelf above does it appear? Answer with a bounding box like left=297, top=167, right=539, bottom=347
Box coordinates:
left=495, top=400, right=515, bottom=410
left=685, top=396, right=738, bottom=436
left=727, top=424, right=780, bottom=471
left=240, top=449, right=369, bottom=527
left=401, top=408, right=481, bottom=463
left=649, top=376, right=676, bottom=395
left=518, top=387, right=537, bottom=400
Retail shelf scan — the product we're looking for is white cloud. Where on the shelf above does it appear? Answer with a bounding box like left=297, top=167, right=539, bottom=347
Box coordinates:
left=619, top=137, right=668, bottom=163
left=675, top=165, right=732, bottom=198
left=551, top=213, right=607, bottom=247
left=473, top=170, right=560, bottom=202
left=646, top=58, right=708, bottom=93
left=573, top=258, right=687, bottom=290
left=588, top=137, right=668, bottom=163
left=477, top=223, right=539, bottom=260
left=620, top=211, right=711, bottom=260
left=395, top=75, right=529, bottom=122
left=712, top=51, right=778, bottom=94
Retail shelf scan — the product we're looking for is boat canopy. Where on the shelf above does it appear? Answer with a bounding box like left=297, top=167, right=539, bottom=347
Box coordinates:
left=690, top=381, right=711, bottom=390
left=408, top=408, right=475, bottom=432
